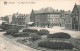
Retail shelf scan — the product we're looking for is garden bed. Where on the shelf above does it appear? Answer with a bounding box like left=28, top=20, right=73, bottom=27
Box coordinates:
left=16, top=37, right=78, bottom=51
left=3, top=28, right=80, bottom=51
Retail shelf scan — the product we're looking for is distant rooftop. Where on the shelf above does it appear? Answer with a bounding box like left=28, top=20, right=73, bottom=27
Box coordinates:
left=31, top=7, right=71, bottom=15
left=76, top=5, right=80, bottom=12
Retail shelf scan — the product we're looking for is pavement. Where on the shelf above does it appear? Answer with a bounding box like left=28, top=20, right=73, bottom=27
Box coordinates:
left=28, top=26, right=80, bottom=38
left=0, top=32, right=40, bottom=51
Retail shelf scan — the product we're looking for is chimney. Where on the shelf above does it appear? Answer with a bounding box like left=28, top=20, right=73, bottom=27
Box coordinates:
left=68, top=10, right=70, bottom=12
left=75, top=3, right=77, bottom=5
left=60, top=9, right=62, bottom=11
left=57, top=9, right=58, bottom=11
left=63, top=10, right=64, bottom=12
left=17, top=12, right=18, bottom=14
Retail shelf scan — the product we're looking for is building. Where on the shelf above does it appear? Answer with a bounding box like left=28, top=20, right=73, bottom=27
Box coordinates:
left=34, top=11, right=61, bottom=27
left=30, top=9, right=35, bottom=23
left=12, top=12, right=27, bottom=25
left=1, top=15, right=12, bottom=24
left=65, top=14, right=72, bottom=30
left=65, top=3, right=80, bottom=31
left=30, top=7, right=71, bottom=28
left=71, top=3, right=80, bottom=31
left=0, top=18, right=3, bottom=24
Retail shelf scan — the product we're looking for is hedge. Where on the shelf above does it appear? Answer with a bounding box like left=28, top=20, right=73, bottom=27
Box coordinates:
left=47, top=32, right=71, bottom=39
left=6, top=28, right=19, bottom=35
left=0, top=23, right=21, bottom=30
left=23, top=29, right=38, bottom=33
left=12, top=32, right=30, bottom=37
left=38, top=41, right=74, bottom=49
left=30, top=34, right=41, bottom=41
left=0, top=24, right=11, bottom=30
left=37, top=29, right=49, bottom=35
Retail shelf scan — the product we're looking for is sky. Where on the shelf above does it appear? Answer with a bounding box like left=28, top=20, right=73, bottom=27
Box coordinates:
left=0, top=0, right=80, bottom=17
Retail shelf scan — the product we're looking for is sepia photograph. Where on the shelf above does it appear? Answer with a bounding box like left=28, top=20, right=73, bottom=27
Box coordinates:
left=0, top=0, right=80, bottom=51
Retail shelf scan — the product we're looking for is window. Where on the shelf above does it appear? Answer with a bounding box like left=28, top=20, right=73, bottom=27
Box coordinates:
left=51, top=15, right=52, bottom=17
left=48, top=15, right=50, bottom=17
left=50, top=18, right=53, bottom=21
left=69, top=19, right=71, bottom=23
left=76, top=16, right=78, bottom=20
left=48, top=19, right=50, bottom=21
left=54, top=15, right=55, bottom=17
left=56, top=15, right=58, bottom=17
left=53, top=19, right=54, bottom=21
left=52, top=15, right=54, bottom=16
left=52, top=19, right=53, bottom=21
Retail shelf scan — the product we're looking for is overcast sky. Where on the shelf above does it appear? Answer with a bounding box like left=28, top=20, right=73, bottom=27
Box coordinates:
left=0, top=0, right=80, bottom=17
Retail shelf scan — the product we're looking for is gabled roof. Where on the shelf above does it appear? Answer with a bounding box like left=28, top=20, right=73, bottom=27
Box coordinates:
left=76, top=5, right=80, bottom=12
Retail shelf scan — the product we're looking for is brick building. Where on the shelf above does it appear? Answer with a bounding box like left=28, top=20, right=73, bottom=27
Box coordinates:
left=30, top=7, right=71, bottom=28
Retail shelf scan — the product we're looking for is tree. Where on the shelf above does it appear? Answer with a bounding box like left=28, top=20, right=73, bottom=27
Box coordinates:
left=0, top=23, right=11, bottom=30
left=6, top=28, right=19, bottom=35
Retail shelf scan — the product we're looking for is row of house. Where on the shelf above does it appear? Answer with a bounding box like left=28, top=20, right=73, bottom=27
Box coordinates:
left=1, top=12, right=30, bottom=26
left=30, top=3, right=80, bottom=31
left=1, top=15, right=9, bottom=23
left=1, top=3, right=80, bottom=31
left=30, top=7, right=71, bottom=27
left=12, top=12, right=27, bottom=25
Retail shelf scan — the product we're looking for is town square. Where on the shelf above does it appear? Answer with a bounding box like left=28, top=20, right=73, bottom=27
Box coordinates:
left=0, top=0, right=80, bottom=51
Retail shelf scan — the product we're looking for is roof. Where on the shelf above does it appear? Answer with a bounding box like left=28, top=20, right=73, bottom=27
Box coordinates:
left=34, top=11, right=71, bottom=15
left=33, top=10, right=71, bottom=15
left=27, top=22, right=34, bottom=25
left=64, top=11, right=71, bottom=15
left=33, top=10, right=57, bottom=14
left=76, top=5, right=80, bottom=12
left=34, top=11, right=61, bottom=15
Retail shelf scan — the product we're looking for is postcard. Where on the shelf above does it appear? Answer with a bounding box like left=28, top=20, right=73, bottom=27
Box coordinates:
left=0, top=0, right=80, bottom=51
